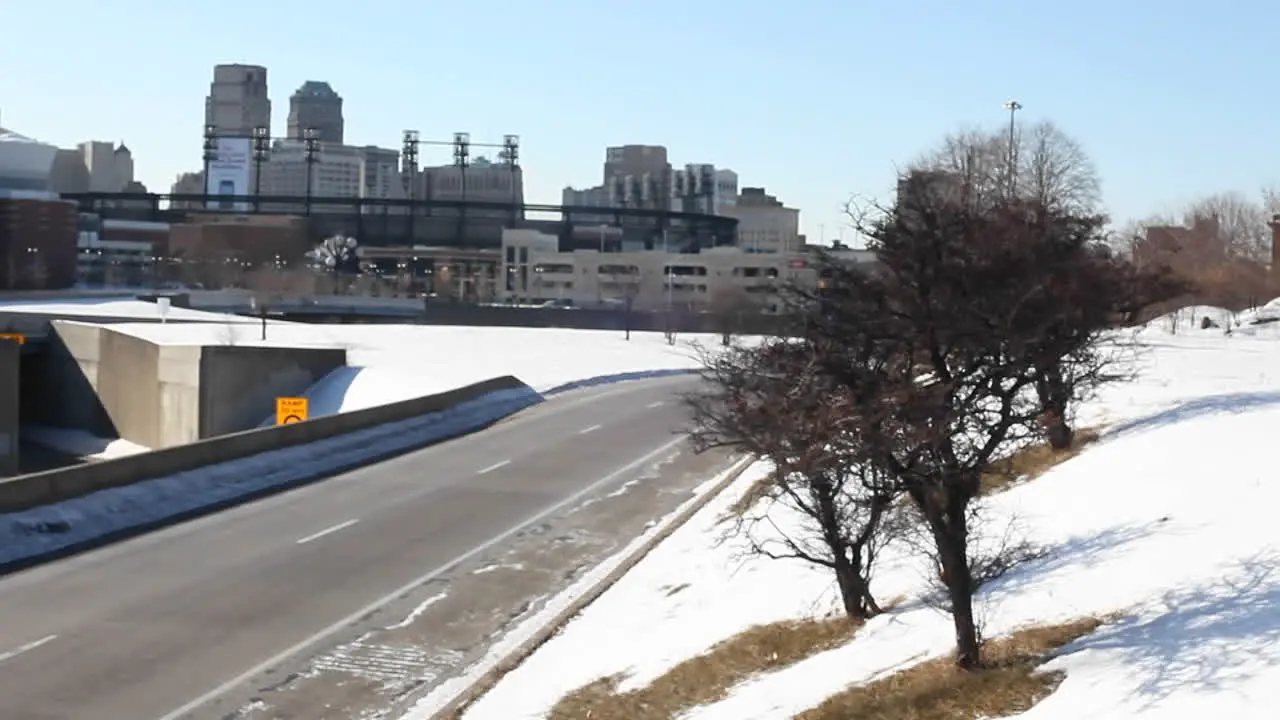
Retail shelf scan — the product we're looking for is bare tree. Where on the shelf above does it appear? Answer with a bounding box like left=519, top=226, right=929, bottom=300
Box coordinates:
left=1184, top=192, right=1270, bottom=262
left=805, top=187, right=1136, bottom=667
left=686, top=337, right=899, bottom=619
left=707, top=285, right=758, bottom=346
left=913, top=120, right=1101, bottom=214
left=602, top=265, right=642, bottom=340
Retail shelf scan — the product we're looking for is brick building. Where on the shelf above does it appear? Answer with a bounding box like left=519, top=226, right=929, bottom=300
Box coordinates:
left=168, top=214, right=311, bottom=265
left=0, top=192, right=78, bottom=289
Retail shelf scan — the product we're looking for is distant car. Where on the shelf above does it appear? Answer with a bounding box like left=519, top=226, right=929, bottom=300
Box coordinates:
left=540, top=298, right=575, bottom=309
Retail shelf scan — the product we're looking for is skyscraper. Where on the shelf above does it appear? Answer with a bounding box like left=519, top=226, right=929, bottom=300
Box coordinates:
left=204, top=64, right=271, bottom=137
left=287, top=81, right=344, bottom=144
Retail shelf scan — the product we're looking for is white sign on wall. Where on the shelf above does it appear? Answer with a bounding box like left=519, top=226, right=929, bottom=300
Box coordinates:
left=205, top=136, right=252, bottom=212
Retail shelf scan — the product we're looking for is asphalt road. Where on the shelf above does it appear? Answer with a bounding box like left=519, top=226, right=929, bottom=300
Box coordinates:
left=0, top=373, right=711, bottom=720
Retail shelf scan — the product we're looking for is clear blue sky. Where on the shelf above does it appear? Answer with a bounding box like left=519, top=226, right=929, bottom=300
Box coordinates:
left=2, top=0, right=1276, bottom=243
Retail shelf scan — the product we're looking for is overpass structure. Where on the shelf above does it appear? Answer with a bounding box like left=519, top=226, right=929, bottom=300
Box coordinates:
left=63, top=192, right=740, bottom=253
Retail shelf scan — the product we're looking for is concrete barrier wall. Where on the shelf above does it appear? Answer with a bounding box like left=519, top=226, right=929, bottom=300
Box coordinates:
left=23, top=322, right=347, bottom=448
left=197, top=345, right=347, bottom=438
left=0, top=374, right=530, bottom=513
left=0, top=340, right=18, bottom=477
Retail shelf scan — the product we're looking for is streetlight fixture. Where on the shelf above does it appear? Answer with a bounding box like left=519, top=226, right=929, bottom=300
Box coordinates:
left=302, top=127, right=321, bottom=215
left=452, top=132, right=471, bottom=202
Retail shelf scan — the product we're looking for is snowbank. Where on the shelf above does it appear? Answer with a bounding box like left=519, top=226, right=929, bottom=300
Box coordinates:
left=21, top=426, right=150, bottom=460
left=444, top=330, right=1280, bottom=720
left=0, top=385, right=541, bottom=571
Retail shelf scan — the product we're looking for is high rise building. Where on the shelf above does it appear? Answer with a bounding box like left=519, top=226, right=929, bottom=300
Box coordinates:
left=76, top=141, right=135, bottom=192
left=204, top=64, right=271, bottom=137
left=287, top=81, right=344, bottom=144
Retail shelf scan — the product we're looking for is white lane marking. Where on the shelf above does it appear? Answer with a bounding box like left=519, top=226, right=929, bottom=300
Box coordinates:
left=0, top=634, right=57, bottom=665
left=578, top=424, right=602, bottom=435
left=646, top=401, right=665, bottom=408
left=295, top=519, right=359, bottom=545
left=477, top=459, right=511, bottom=475
left=155, top=434, right=689, bottom=720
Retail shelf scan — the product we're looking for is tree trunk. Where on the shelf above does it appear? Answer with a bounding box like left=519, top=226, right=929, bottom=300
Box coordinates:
left=1037, top=372, right=1074, bottom=450
left=928, top=498, right=981, bottom=668
left=1045, top=418, right=1073, bottom=451
left=833, top=558, right=877, bottom=619
left=817, top=483, right=880, bottom=620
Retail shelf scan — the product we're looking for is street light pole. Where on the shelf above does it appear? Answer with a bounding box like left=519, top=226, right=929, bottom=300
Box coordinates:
left=251, top=126, right=270, bottom=212
left=1003, top=100, right=1022, bottom=197
left=302, top=127, right=320, bottom=215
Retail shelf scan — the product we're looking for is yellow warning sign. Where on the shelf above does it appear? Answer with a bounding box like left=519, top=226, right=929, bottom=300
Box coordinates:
left=0, top=332, right=26, bottom=345
left=276, top=396, right=309, bottom=425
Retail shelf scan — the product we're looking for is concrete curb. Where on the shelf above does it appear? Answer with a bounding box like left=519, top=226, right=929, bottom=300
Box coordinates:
left=425, top=452, right=756, bottom=720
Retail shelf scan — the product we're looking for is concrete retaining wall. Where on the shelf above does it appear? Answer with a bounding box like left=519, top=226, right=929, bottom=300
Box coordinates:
left=0, top=340, right=18, bottom=477
left=198, top=345, right=347, bottom=440
left=24, top=322, right=346, bottom=448
left=0, top=375, right=531, bottom=514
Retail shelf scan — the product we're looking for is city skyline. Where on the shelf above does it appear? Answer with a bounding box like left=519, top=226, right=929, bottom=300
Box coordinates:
left=5, top=0, right=1279, bottom=242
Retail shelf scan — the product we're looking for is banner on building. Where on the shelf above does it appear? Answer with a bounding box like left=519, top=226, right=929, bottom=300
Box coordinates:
left=205, top=137, right=252, bottom=211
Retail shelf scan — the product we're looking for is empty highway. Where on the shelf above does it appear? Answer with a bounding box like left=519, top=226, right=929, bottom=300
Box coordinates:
left=0, top=373, right=729, bottom=720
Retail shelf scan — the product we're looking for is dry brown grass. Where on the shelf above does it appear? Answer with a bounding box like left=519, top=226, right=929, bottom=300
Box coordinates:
left=980, top=427, right=1101, bottom=495
left=722, top=469, right=778, bottom=518
left=796, top=615, right=1105, bottom=720
left=548, top=615, right=863, bottom=720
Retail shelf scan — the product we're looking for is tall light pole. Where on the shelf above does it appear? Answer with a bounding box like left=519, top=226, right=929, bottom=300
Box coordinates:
left=302, top=127, right=321, bottom=215
left=1003, top=100, right=1022, bottom=197
left=251, top=126, right=271, bottom=212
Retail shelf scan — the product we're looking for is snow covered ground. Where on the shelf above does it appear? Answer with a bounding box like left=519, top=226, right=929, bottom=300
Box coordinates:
left=107, top=322, right=716, bottom=416
left=2, top=295, right=717, bottom=425
left=0, top=296, right=254, bottom=323
left=414, top=309, right=1280, bottom=720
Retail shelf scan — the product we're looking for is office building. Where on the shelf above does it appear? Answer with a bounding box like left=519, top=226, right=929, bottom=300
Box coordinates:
left=287, top=81, right=344, bottom=144
left=720, top=187, right=801, bottom=254
left=500, top=228, right=816, bottom=312
left=204, top=64, right=271, bottom=137
left=259, top=141, right=403, bottom=210
left=421, top=156, right=522, bottom=205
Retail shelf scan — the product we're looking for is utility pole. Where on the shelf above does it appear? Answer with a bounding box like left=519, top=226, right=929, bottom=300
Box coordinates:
left=1003, top=100, right=1022, bottom=197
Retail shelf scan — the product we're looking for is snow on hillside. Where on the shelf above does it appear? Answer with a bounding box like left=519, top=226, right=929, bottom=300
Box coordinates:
left=413, top=324, right=1280, bottom=720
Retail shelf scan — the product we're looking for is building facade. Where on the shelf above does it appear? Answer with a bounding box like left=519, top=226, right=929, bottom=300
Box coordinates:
left=287, top=81, right=344, bottom=144
left=0, top=193, right=79, bottom=290
left=421, top=156, right=523, bottom=205
left=205, top=64, right=271, bottom=137
left=0, top=124, right=77, bottom=288
left=76, top=140, right=135, bottom=193
left=500, top=228, right=817, bottom=312
left=720, top=187, right=801, bottom=254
